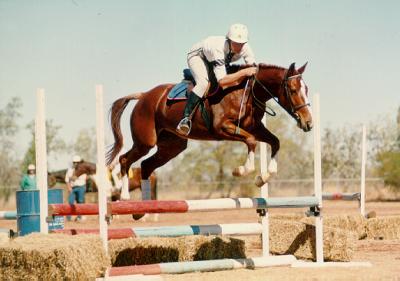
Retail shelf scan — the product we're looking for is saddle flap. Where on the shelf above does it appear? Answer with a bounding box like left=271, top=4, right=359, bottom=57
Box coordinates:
left=167, top=81, right=195, bottom=101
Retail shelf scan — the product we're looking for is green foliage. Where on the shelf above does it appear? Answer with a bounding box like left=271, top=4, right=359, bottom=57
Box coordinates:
left=322, top=126, right=363, bottom=179
left=0, top=97, right=22, bottom=200
left=21, top=120, right=68, bottom=171
left=376, top=150, right=400, bottom=189
left=72, top=127, right=97, bottom=162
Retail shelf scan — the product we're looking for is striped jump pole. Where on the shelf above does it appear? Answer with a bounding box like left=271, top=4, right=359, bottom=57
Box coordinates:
left=48, top=196, right=319, bottom=216
left=322, top=192, right=361, bottom=201
left=0, top=211, right=17, bottom=220
left=52, top=222, right=263, bottom=239
left=108, top=256, right=296, bottom=276
left=321, top=124, right=367, bottom=216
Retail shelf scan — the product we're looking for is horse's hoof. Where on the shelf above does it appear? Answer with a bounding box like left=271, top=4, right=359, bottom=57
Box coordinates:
left=255, top=175, right=265, bottom=187
left=132, top=214, right=145, bottom=220
left=255, top=173, right=271, bottom=187
left=232, top=166, right=245, bottom=177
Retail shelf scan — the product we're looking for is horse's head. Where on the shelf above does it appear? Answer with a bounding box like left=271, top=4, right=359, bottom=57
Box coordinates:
left=255, top=62, right=313, bottom=132
left=281, top=62, right=312, bottom=132
left=74, top=161, right=96, bottom=177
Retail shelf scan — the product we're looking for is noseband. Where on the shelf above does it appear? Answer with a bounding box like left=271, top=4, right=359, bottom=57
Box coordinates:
left=251, top=67, right=310, bottom=119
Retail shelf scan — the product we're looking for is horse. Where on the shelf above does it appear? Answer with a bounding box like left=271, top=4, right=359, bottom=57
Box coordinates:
left=107, top=63, right=313, bottom=199
left=72, top=161, right=157, bottom=201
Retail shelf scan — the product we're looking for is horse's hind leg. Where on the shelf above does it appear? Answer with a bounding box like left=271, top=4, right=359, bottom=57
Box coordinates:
left=141, top=131, right=188, bottom=181
left=130, top=131, right=187, bottom=221
left=119, top=144, right=152, bottom=200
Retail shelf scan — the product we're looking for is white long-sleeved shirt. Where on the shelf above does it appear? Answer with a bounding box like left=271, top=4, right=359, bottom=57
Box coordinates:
left=65, top=168, right=87, bottom=187
left=188, top=36, right=256, bottom=81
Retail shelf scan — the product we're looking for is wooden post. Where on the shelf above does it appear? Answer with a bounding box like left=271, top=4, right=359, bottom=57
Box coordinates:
left=95, top=85, right=108, bottom=253
left=36, top=88, right=48, bottom=234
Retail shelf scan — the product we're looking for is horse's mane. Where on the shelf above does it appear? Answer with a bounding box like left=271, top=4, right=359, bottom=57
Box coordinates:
left=258, top=63, right=286, bottom=71
left=233, top=63, right=286, bottom=72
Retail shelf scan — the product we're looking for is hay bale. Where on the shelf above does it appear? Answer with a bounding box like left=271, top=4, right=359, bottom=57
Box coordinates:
left=365, top=216, right=400, bottom=240
left=108, top=236, right=246, bottom=266
left=269, top=219, right=356, bottom=261
left=0, top=233, right=109, bottom=280
left=301, top=215, right=367, bottom=239
left=270, top=213, right=305, bottom=221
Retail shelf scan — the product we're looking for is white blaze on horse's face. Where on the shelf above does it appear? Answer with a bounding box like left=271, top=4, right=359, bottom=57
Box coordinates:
left=300, top=79, right=309, bottom=104
left=294, top=77, right=313, bottom=132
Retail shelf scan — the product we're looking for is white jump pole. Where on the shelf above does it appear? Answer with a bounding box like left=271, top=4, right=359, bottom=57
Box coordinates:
left=36, top=88, right=48, bottom=234
left=260, top=115, right=269, bottom=257
left=313, top=93, right=324, bottom=263
left=360, top=125, right=367, bottom=217
left=294, top=93, right=371, bottom=268
left=95, top=85, right=108, bottom=253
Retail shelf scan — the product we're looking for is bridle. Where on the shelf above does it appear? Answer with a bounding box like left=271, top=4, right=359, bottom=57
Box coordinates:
left=251, top=67, right=310, bottom=119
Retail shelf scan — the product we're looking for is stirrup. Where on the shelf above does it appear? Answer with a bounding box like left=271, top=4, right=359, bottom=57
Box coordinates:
left=176, top=117, right=192, bottom=136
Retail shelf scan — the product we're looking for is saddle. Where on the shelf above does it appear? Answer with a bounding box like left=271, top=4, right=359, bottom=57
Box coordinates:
left=167, top=65, right=244, bottom=131
left=167, top=66, right=224, bottom=101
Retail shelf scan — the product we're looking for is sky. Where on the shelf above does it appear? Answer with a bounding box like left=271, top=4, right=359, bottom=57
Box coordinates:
left=0, top=0, right=399, bottom=170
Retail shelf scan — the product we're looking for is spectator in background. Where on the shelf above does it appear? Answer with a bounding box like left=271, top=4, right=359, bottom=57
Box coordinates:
left=20, top=164, right=37, bottom=190
left=65, top=155, right=87, bottom=221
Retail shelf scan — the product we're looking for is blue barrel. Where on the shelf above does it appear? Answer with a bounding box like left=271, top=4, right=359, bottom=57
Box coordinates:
left=17, top=188, right=64, bottom=236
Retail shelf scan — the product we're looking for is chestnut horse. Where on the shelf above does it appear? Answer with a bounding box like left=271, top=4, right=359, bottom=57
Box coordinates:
left=107, top=63, right=313, bottom=196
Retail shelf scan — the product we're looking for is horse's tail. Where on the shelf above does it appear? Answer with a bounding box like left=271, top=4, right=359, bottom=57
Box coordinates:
left=106, top=93, right=143, bottom=165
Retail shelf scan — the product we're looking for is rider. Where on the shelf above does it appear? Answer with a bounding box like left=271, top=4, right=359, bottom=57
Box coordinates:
left=176, top=23, right=258, bottom=135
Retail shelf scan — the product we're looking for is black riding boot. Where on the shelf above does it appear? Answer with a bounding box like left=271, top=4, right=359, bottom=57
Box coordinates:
left=176, top=92, right=201, bottom=135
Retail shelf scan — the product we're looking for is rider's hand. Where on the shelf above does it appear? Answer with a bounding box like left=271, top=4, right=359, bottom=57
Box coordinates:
left=242, top=67, right=257, bottom=77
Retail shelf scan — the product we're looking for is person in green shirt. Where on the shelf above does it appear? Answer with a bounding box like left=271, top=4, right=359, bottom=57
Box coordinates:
left=20, top=164, right=37, bottom=190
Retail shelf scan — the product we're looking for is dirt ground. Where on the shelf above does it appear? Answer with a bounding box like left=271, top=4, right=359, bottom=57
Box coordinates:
left=1, top=199, right=400, bottom=280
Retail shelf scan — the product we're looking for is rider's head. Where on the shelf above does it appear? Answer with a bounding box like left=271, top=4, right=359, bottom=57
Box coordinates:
left=226, top=23, right=249, bottom=53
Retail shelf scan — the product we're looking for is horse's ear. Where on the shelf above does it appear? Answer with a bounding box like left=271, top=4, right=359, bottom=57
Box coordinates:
left=288, top=62, right=296, bottom=75
left=298, top=62, right=308, bottom=74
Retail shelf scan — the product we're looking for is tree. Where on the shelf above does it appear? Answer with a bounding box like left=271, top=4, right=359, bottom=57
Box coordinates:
left=376, top=151, right=400, bottom=189
left=374, top=109, right=400, bottom=189
left=321, top=126, right=364, bottom=179
left=72, top=127, right=97, bottom=162
left=0, top=97, right=22, bottom=200
left=21, top=120, right=68, bottom=171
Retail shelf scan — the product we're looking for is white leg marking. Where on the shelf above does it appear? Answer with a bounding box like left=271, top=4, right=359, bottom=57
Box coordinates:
left=244, top=151, right=255, bottom=172
left=120, top=174, right=130, bottom=200
left=268, top=158, right=278, bottom=174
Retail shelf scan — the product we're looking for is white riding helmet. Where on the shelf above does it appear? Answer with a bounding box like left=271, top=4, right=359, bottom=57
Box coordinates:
left=72, top=155, right=82, bottom=163
left=226, top=23, right=249, bottom=44
left=28, top=164, right=36, bottom=170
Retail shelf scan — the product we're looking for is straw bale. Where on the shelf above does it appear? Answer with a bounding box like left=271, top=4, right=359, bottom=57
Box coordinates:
left=270, top=213, right=305, bottom=221
left=301, top=214, right=367, bottom=239
left=365, top=216, right=400, bottom=240
left=108, top=236, right=246, bottom=266
left=0, top=233, right=109, bottom=281
left=269, top=219, right=356, bottom=261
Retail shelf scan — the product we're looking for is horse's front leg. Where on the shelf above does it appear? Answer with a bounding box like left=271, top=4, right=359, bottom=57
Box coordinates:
left=220, top=122, right=257, bottom=177
left=253, top=124, right=280, bottom=187
left=232, top=147, right=256, bottom=177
